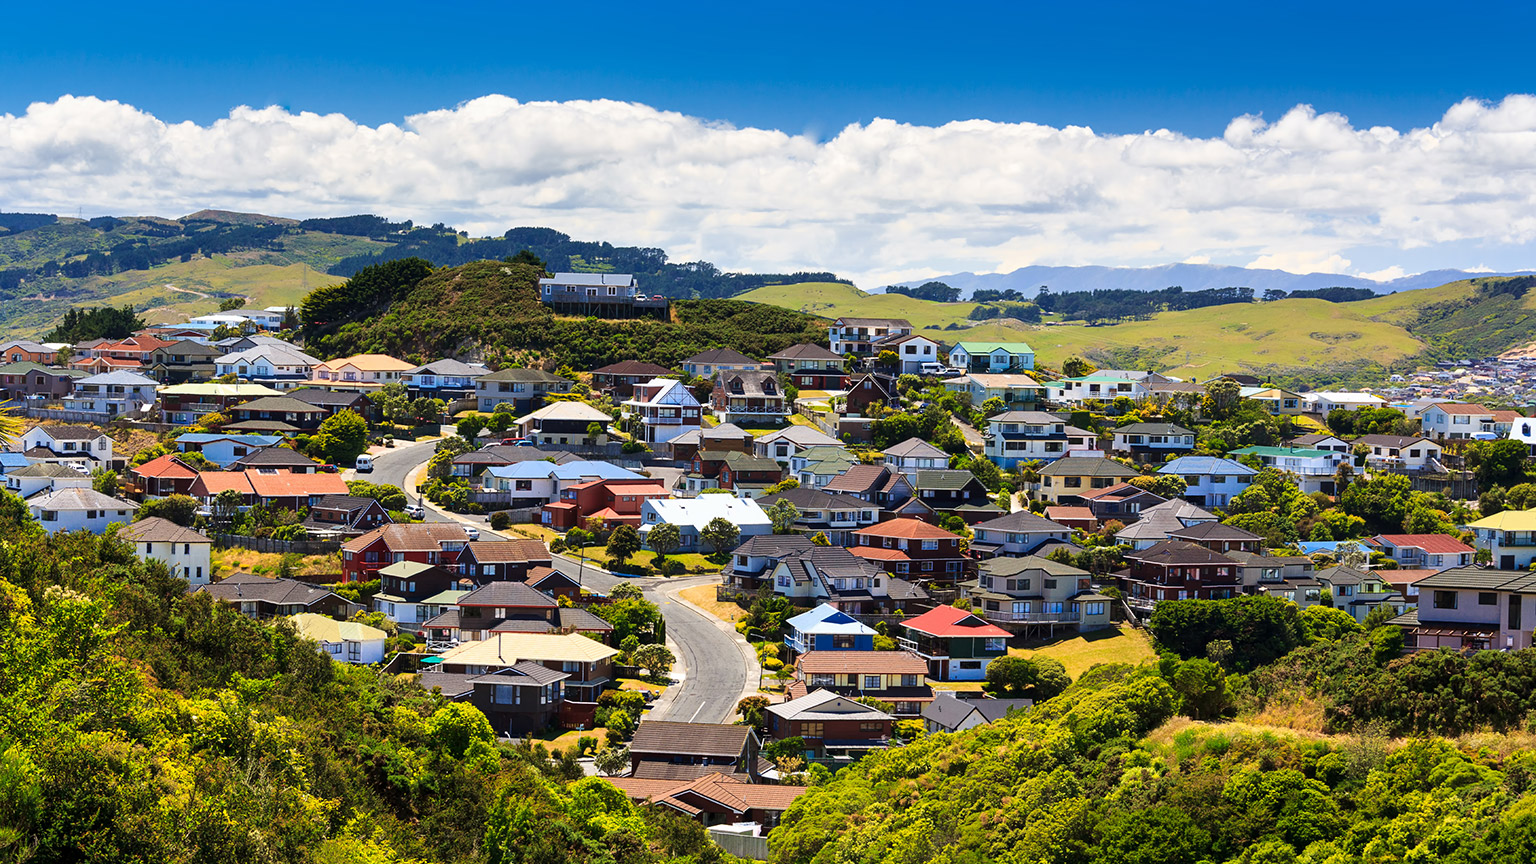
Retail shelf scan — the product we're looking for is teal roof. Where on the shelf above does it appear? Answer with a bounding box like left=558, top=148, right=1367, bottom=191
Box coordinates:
left=952, top=341, right=1034, bottom=354
left=1228, top=445, right=1338, bottom=460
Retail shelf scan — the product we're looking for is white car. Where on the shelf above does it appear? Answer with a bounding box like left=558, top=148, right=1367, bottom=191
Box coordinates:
left=464, top=525, right=480, bottom=540
left=404, top=503, right=425, bottom=520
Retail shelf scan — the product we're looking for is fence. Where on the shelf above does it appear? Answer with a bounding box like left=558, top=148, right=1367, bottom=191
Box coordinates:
left=20, top=405, right=115, bottom=424
left=212, top=533, right=343, bottom=556
left=707, top=830, right=769, bottom=861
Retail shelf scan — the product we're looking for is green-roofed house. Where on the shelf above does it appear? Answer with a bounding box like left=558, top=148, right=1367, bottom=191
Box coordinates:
left=0, top=362, right=86, bottom=401
left=948, top=341, right=1035, bottom=373
left=1227, top=445, right=1346, bottom=495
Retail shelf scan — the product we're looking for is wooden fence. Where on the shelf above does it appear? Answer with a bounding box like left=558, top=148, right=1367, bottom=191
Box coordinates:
left=212, top=533, right=343, bottom=556
left=707, top=830, right=768, bottom=861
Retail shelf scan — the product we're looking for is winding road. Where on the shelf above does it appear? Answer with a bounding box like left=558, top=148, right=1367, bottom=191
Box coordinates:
left=368, top=439, right=759, bottom=724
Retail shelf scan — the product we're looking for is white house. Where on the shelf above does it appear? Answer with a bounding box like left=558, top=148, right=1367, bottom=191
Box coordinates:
left=307, top=354, right=415, bottom=391
left=403, top=359, right=490, bottom=398
left=15, top=424, right=113, bottom=467
left=1046, top=371, right=1164, bottom=405
left=947, top=341, right=1035, bottom=372
left=1227, top=446, right=1345, bottom=495
left=515, top=401, right=613, bottom=446
left=1157, top=456, right=1257, bottom=508
left=482, top=460, right=645, bottom=504
left=174, top=433, right=286, bottom=468
left=828, top=317, right=913, bottom=355
left=880, top=334, right=943, bottom=374
left=1110, top=423, right=1195, bottom=457
left=984, top=411, right=1098, bottom=467
left=5, top=463, right=90, bottom=499
left=214, top=344, right=321, bottom=390
left=1304, top=391, right=1387, bottom=414
left=290, top=613, right=387, bottom=664
left=64, top=370, right=158, bottom=419
left=620, top=377, right=702, bottom=446
left=754, top=425, right=843, bottom=464
left=1465, top=510, right=1536, bottom=571
left=29, top=487, right=138, bottom=534
left=119, top=517, right=213, bottom=585
left=1366, top=533, right=1475, bottom=571
left=639, top=496, right=772, bottom=551
left=969, top=510, right=1075, bottom=558
left=1420, top=402, right=1521, bottom=440
left=1355, top=435, right=1442, bottom=471
left=883, top=437, right=949, bottom=478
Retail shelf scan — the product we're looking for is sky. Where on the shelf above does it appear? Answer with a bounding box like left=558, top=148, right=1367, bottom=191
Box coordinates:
left=3, top=1, right=1536, bottom=286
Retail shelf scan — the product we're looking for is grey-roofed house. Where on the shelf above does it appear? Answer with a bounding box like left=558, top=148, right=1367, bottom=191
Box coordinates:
left=230, top=445, right=322, bottom=473
left=682, top=347, right=760, bottom=379
left=971, top=554, right=1113, bottom=635
left=882, top=438, right=948, bottom=478
left=768, top=343, right=847, bottom=390
left=285, top=387, right=374, bottom=420
left=64, top=370, right=158, bottom=419
left=455, top=581, right=560, bottom=641
left=754, top=425, right=843, bottom=463
left=629, top=721, right=762, bottom=782
left=226, top=395, right=328, bottom=432
left=710, top=369, right=787, bottom=424
left=969, top=510, right=1075, bottom=558
left=1037, top=457, right=1140, bottom=504
left=766, top=689, right=895, bottom=757
left=591, top=360, right=675, bottom=398
left=29, top=487, right=137, bottom=534
left=723, top=534, right=816, bottom=591
left=762, top=545, right=928, bottom=614
left=451, top=445, right=581, bottom=486
left=466, top=662, right=571, bottom=734
left=197, top=571, right=357, bottom=619
left=754, top=487, right=880, bottom=545
left=922, top=692, right=1034, bottom=734
left=5, top=462, right=89, bottom=499
left=1388, top=566, right=1536, bottom=652
left=914, top=469, right=993, bottom=518
left=474, top=367, right=575, bottom=412
left=302, top=494, right=392, bottom=537
left=1114, top=498, right=1220, bottom=550
left=1110, top=422, right=1196, bottom=459
left=1167, top=521, right=1264, bottom=554
left=404, top=359, right=489, bottom=399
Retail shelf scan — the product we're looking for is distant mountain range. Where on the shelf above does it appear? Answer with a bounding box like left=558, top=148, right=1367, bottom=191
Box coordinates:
left=895, top=263, right=1536, bottom=298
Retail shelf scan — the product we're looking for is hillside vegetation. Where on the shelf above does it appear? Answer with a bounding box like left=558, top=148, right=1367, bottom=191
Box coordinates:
left=303, top=258, right=828, bottom=366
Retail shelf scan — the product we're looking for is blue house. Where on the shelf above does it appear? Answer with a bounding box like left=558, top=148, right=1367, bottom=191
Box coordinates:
left=1157, top=455, right=1258, bottom=509
left=784, top=603, right=876, bottom=655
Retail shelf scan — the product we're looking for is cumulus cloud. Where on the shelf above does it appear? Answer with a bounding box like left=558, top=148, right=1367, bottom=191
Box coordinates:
left=4, top=93, right=1536, bottom=285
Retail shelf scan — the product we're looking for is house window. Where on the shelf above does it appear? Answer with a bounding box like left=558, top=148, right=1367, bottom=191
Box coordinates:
left=800, top=722, right=823, bottom=738
left=1085, top=602, right=1106, bottom=616
left=833, top=635, right=855, bottom=649
left=863, top=675, right=882, bottom=690
left=901, top=674, right=919, bottom=687
left=810, top=674, right=836, bottom=687
left=1433, top=591, right=1458, bottom=610
left=1479, top=592, right=1498, bottom=606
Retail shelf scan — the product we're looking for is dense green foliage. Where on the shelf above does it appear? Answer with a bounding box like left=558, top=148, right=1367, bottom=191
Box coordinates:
left=304, top=259, right=828, bottom=365
left=43, top=304, right=145, bottom=342
left=1147, top=596, right=1307, bottom=673
left=1035, top=285, right=1256, bottom=323
left=884, top=281, right=960, bottom=302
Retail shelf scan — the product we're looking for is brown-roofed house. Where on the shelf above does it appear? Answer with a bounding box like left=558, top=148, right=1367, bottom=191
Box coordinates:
left=629, top=721, right=761, bottom=782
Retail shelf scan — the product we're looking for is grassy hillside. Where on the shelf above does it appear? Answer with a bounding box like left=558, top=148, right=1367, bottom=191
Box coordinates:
left=741, top=276, right=1536, bottom=383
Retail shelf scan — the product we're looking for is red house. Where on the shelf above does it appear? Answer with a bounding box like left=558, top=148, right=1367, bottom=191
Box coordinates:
left=850, top=518, right=971, bottom=582
left=341, top=523, right=474, bottom=583
left=542, top=477, right=670, bottom=531
left=127, top=454, right=199, bottom=498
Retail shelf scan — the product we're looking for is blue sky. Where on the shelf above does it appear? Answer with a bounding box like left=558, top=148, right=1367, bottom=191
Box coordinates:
left=4, top=1, right=1534, bottom=137
left=3, top=1, right=1536, bottom=284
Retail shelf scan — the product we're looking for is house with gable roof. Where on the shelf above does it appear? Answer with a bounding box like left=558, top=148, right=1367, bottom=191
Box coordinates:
left=621, top=377, right=702, bottom=446
left=119, top=518, right=212, bottom=585
left=711, top=369, right=787, bottom=424
left=214, top=343, right=321, bottom=390
left=970, top=555, right=1112, bottom=636
left=474, top=367, right=575, bottom=412
left=591, top=361, right=674, bottom=399
left=756, top=487, right=879, bottom=545
left=763, top=545, right=929, bottom=613
left=403, top=359, right=490, bottom=400
left=1037, top=456, right=1139, bottom=503
left=968, top=510, right=1075, bottom=558
left=784, top=603, right=876, bottom=654
left=682, top=347, right=760, bottom=379
left=828, top=317, right=913, bottom=356
left=898, top=605, right=1011, bottom=681
left=768, top=343, right=848, bottom=390
left=766, top=689, right=896, bottom=754
left=947, top=341, right=1034, bottom=372
left=64, top=370, right=158, bottom=419
left=1158, top=455, right=1257, bottom=508
left=850, top=517, right=971, bottom=582
left=198, top=571, right=357, bottom=619
left=16, top=424, right=112, bottom=467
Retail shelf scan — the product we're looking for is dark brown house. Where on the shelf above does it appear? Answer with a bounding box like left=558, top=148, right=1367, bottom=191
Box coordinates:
left=628, top=721, right=761, bottom=781
left=591, top=360, right=674, bottom=398
left=1121, top=540, right=1242, bottom=609
left=459, top=539, right=554, bottom=582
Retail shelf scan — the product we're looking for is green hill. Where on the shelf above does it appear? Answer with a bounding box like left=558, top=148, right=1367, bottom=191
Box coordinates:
left=738, top=277, right=1536, bottom=384
left=303, top=258, right=828, bottom=367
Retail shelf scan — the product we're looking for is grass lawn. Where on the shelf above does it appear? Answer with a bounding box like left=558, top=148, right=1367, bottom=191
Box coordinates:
left=508, top=524, right=561, bottom=543
left=1009, top=626, right=1156, bottom=679
left=618, top=677, right=667, bottom=695
left=568, top=547, right=725, bottom=575
left=930, top=680, right=986, bottom=692
left=677, top=584, right=749, bottom=622
left=536, top=727, right=609, bottom=754
left=212, top=548, right=340, bottom=578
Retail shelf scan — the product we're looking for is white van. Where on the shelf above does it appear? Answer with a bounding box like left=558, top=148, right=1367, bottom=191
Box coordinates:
left=354, top=454, right=374, bottom=473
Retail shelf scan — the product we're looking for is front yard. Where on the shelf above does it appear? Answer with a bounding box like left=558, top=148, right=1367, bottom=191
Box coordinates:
left=1008, top=626, right=1156, bottom=679
left=565, top=546, right=724, bottom=575
left=677, top=583, right=749, bottom=622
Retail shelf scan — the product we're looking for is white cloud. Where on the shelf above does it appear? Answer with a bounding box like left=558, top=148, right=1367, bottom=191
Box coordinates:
left=4, top=94, right=1536, bottom=285
left=1354, top=265, right=1408, bottom=282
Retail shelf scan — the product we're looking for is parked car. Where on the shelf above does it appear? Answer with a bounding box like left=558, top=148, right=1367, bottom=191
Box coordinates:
left=500, top=437, right=535, bottom=447
left=405, top=503, right=425, bottom=519
left=464, top=525, right=480, bottom=540
left=355, top=454, right=374, bottom=473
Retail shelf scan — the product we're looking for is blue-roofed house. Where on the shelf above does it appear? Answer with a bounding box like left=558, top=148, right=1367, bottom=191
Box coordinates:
left=784, top=603, right=877, bottom=655
left=175, top=433, right=286, bottom=468
left=0, top=452, right=33, bottom=474
left=1158, top=456, right=1259, bottom=508
left=482, top=459, right=645, bottom=507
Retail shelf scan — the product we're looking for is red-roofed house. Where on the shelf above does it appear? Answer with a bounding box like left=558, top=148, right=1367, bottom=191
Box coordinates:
left=341, top=523, right=473, bottom=582
left=541, top=477, right=670, bottom=531
left=849, top=518, right=971, bottom=582
left=1421, top=402, right=1523, bottom=440
left=1045, top=505, right=1097, bottom=531
left=246, top=471, right=350, bottom=510
left=898, top=605, right=1011, bottom=681
left=1366, top=534, right=1475, bottom=571
left=127, top=454, right=199, bottom=498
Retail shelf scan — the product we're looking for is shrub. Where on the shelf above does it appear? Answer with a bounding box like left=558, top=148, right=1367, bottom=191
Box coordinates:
left=489, top=511, right=510, bottom=531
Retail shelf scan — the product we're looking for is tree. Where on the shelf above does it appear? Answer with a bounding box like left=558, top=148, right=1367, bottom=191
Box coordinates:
left=1061, top=356, right=1096, bottom=378
left=212, top=488, right=245, bottom=528
left=646, top=522, right=681, bottom=560
left=985, top=655, right=1036, bottom=697
left=1127, top=473, right=1185, bottom=499
left=456, top=415, right=486, bottom=443
left=312, top=409, right=370, bottom=466
left=594, top=744, right=630, bottom=776
left=1168, top=657, right=1232, bottom=720
left=135, top=494, right=199, bottom=527
left=631, top=643, right=675, bottom=679
left=699, top=517, right=740, bottom=556
left=1203, top=378, right=1242, bottom=420
left=737, top=696, right=770, bottom=733
left=766, top=498, right=800, bottom=535
left=90, top=468, right=119, bottom=497
left=606, top=525, right=642, bottom=567
left=809, top=531, right=830, bottom=546
left=763, top=477, right=800, bottom=495
left=1470, top=439, right=1530, bottom=492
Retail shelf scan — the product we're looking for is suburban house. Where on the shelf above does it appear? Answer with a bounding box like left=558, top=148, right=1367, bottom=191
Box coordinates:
left=454, top=581, right=560, bottom=642
left=765, top=689, right=896, bottom=756
left=158, top=382, right=284, bottom=426
left=125, top=454, right=200, bottom=498
left=306, top=354, right=415, bottom=391
left=1304, top=391, right=1387, bottom=414
left=64, top=370, right=158, bottom=419
left=761, top=545, right=929, bottom=613
left=0, top=339, right=58, bottom=365
left=639, top=496, right=772, bottom=552
left=666, top=422, right=754, bottom=463
left=842, top=372, right=897, bottom=415
left=0, top=362, right=84, bottom=401
left=944, top=373, right=1044, bottom=412
left=768, top=344, right=848, bottom=390
left=1287, top=433, right=1350, bottom=453
left=789, top=446, right=859, bottom=489
left=230, top=446, right=321, bottom=473
left=756, top=487, right=879, bottom=545
left=723, top=534, right=816, bottom=592
left=681, top=347, right=760, bottom=379
left=879, top=333, right=943, bottom=374
left=1226, top=446, right=1344, bottom=495
left=403, top=359, right=490, bottom=400
left=515, top=401, right=613, bottom=446
left=142, top=340, right=225, bottom=383
left=1355, top=434, right=1442, bottom=472
left=416, top=662, right=570, bottom=734
left=898, top=605, right=1011, bottom=681
left=1166, top=521, right=1263, bottom=554
left=1045, top=370, right=1166, bottom=404
left=710, top=369, right=787, bottom=424
left=883, top=437, right=949, bottom=478
left=474, top=368, right=575, bottom=412
left=539, top=272, right=667, bottom=318
left=286, top=387, right=374, bottom=420
left=341, top=523, right=474, bottom=582
left=984, top=411, right=1098, bottom=467
left=913, top=469, right=994, bottom=517
left=970, top=555, right=1113, bottom=636
left=968, top=510, right=1075, bottom=558
left=1120, top=541, right=1242, bottom=610
left=1367, top=533, right=1476, bottom=571
left=451, top=445, right=580, bottom=486
left=371, top=561, right=465, bottom=633
left=5, top=464, right=88, bottom=499
left=1240, top=386, right=1307, bottom=416
left=605, top=774, right=806, bottom=834
left=300, top=495, right=392, bottom=538
left=1076, top=483, right=1165, bottom=526
left=1037, top=457, right=1140, bottom=504
left=922, top=692, right=1034, bottom=734
left=1110, top=423, right=1196, bottom=459
left=291, top=613, right=387, bottom=664
left=1387, top=566, right=1536, bottom=652
left=540, top=476, right=670, bottom=530
left=174, top=433, right=285, bottom=468
left=481, top=459, right=645, bottom=508
left=118, top=518, right=213, bottom=586
left=1114, top=498, right=1220, bottom=549
left=213, top=344, right=321, bottom=389
left=684, top=450, right=785, bottom=498
left=1157, top=456, right=1257, bottom=508
left=590, top=361, right=674, bottom=399
left=821, top=464, right=915, bottom=511
left=621, top=377, right=703, bottom=446
left=793, top=650, right=933, bottom=716
left=783, top=604, right=876, bottom=655
left=628, top=721, right=761, bottom=782
left=198, top=572, right=357, bottom=619
left=947, top=341, right=1035, bottom=372
left=458, top=540, right=554, bottom=583
left=434, top=631, right=619, bottom=708
left=16, top=424, right=113, bottom=467
left=828, top=317, right=913, bottom=355
left=849, top=518, right=971, bottom=582
left=225, top=396, right=329, bottom=433
left=29, top=487, right=138, bottom=534
left=753, top=426, right=842, bottom=464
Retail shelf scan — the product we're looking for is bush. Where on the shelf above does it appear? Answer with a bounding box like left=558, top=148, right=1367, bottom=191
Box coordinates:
left=489, top=511, right=510, bottom=531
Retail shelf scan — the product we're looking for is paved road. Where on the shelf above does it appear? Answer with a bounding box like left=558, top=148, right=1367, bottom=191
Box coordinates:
left=372, top=439, right=757, bottom=724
